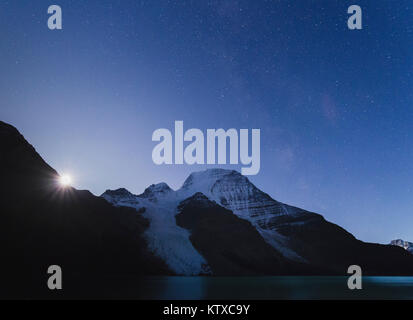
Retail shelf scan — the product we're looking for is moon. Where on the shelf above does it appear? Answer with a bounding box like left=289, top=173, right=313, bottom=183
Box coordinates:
left=59, top=174, right=72, bottom=187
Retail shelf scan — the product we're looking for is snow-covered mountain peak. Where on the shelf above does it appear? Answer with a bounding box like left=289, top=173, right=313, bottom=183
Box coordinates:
left=177, top=169, right=309, bottom=262
left=390, top=239, right=413, bottom=254
left=139, top=182, right=173, bottom=201
left=144, top=182, right=172, bottom=193
left=103, top=187, right=133, bottom=197
left=181, top=169, right=239, bottom=191
left=101, top=188, right=138, bottom=206
left=101, top=168, right=310, bottom=270
left=178, top=168, right=282, bottom=220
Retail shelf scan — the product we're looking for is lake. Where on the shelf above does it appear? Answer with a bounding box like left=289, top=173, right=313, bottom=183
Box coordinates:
left=129, top=276, right=413, bottom=300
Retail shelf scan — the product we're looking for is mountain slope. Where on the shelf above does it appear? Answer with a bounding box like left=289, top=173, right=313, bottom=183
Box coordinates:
left=0, top=121, right=171, bottom=298
left=178, top=169, right=413, bottom=275
left=176, top=192, right=287, bottom=275
left=103, top=169, right=413, bottom=276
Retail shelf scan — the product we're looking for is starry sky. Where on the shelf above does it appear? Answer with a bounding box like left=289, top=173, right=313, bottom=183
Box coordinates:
left=1, top=0, right=413, bottom=244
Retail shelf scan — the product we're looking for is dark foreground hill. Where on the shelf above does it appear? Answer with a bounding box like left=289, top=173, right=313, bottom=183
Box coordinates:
left=0, top=121, right=170, bottom=298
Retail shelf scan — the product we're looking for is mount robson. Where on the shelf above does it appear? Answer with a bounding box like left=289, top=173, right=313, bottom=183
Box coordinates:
left=1, top=120, right=413, bottom=299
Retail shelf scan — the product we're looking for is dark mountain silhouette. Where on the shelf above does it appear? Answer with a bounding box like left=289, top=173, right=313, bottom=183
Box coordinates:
left=0, top=121, right=170, bottom=299
left=273, top=213, right=413, bottom=275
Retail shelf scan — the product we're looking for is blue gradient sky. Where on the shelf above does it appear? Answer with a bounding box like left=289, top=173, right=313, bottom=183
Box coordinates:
left=1, top=0, right=413, bottom=243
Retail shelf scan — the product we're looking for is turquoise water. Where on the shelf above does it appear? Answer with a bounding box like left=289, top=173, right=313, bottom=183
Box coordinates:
left=133, top=276, right=413, bottom=300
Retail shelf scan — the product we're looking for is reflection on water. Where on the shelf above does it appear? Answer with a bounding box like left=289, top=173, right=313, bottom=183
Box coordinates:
left=137, top=276, right=413, bottom=300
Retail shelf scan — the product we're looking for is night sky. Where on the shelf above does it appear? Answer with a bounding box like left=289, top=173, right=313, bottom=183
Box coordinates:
left=1, top=0, right=413, bottom=244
